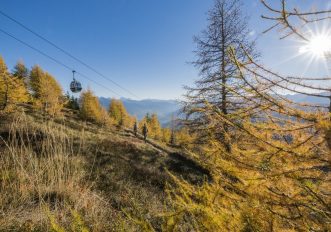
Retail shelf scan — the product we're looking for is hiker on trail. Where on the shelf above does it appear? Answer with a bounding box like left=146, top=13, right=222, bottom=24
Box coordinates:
left=142, top=123, right=148, bottom=142
left=133, top=121, right=138, bottom=137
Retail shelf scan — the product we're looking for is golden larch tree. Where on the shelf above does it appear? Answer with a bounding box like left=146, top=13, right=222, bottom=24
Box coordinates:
left=139, top=113, right=162, bottom=140
left=29, top=65, right=64, bottom=116
left=80, top=89, right=111, bottom=125
left=0, top=56, right=29, bottom=112
left=108, top=98, right=131, bottom=128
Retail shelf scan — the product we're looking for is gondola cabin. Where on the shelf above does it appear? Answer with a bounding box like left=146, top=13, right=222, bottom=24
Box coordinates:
left=70, top=79, right=82, bottom=93
left=70, top=70, right=82, bottom=93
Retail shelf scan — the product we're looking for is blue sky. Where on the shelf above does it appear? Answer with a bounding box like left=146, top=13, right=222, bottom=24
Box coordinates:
left=0, top=0, right=330, bottom=100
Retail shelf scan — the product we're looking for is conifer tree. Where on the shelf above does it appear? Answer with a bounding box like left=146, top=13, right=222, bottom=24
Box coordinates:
left=145, top=113, right=151, bottom=123
left=80, top=89, right=101, bottom=122
left=170, top=114, right=177, bottom=145
left=29, top=65, right=44, bottom=98
left=65, top=92, right=79, bottom=110
left=183, top=0, right=256, bottom=150
left=12, top=61, right=29, bottom=79
left=0, top=56, right=29, bottom=112
left=80, top=89, right=111, bottom=125
left=139, top=114, right=150, bottom=133
left=175, top=127, right=195, bottom=148
left=29, top=65, right=64, bottom=116
left=108, top=99, right=130, bottom=128
left=12, top=61, right=29, bottom=87
left=99, top=106, right=112, bottom=126
left=150, top=113, right=162, bottom=140
left=161, top=128, right=171, bottom=144
left=139, top=113, right=162, bottom=140
left=159, top=1, right=331, bottom=231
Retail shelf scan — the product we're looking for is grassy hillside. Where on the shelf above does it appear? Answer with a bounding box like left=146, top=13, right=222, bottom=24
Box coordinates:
left=0, top=105, right=209, bottom=231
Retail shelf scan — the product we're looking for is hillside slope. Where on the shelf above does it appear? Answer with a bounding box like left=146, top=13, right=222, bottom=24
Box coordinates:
left=0, top=105, right=209, bottom=231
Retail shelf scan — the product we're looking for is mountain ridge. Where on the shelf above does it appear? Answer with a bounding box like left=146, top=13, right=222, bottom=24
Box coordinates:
left=99, top=92, right=330, bottom=126
left=99, top=97, right=181, bottom=126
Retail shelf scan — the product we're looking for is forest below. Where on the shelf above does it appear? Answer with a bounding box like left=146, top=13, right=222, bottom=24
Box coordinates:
left=0, top=0, right=331, bottom=231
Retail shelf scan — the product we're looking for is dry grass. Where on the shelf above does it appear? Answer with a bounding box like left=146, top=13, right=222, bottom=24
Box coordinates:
left=0, top=110, right=209, bottom=231
left=0, top=112, right=113, bottom=231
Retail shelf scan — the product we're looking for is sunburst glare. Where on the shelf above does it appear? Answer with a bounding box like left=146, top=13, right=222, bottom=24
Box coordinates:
left=299, top=34, right=331, bottom=58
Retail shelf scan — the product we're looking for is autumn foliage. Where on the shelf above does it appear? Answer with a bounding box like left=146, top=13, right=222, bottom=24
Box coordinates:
left=108, top=98, right=133, bottom=128
left=79, top=89, right=111, bottom=125
left=0, top=56, right=29, bottom=112
left=29, top=65, right=64, bottom=116
left=159, top=1, right=331, bottom=231
left=138, top=113, right=162, bottom=140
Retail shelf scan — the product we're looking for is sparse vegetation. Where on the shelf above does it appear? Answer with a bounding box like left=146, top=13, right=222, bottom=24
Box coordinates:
left=0, top=112, right=108, bottom=231
left=0, top=103, right=207, bottom=231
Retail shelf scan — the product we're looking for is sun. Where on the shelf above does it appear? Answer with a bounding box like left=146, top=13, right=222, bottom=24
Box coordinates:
left=299, top=34, right=331, bottom=58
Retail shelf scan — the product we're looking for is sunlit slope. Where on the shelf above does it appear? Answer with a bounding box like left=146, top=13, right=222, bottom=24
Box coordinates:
left=0, top=105, right=209, bottom=231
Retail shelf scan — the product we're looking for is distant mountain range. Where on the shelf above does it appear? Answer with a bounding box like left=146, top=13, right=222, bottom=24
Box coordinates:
left=283, top=92, right=329, bottom=105
left=99, top=97, right=181, bottom=126
left=99, top=92, right=330, bottom=127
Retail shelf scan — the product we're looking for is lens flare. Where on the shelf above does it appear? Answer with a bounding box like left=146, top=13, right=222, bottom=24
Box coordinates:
left=299, top=34, right=331, bottom=58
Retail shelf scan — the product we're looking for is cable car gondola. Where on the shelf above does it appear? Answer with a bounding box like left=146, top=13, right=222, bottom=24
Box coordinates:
left=70, top=70, right=82, bottom=93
